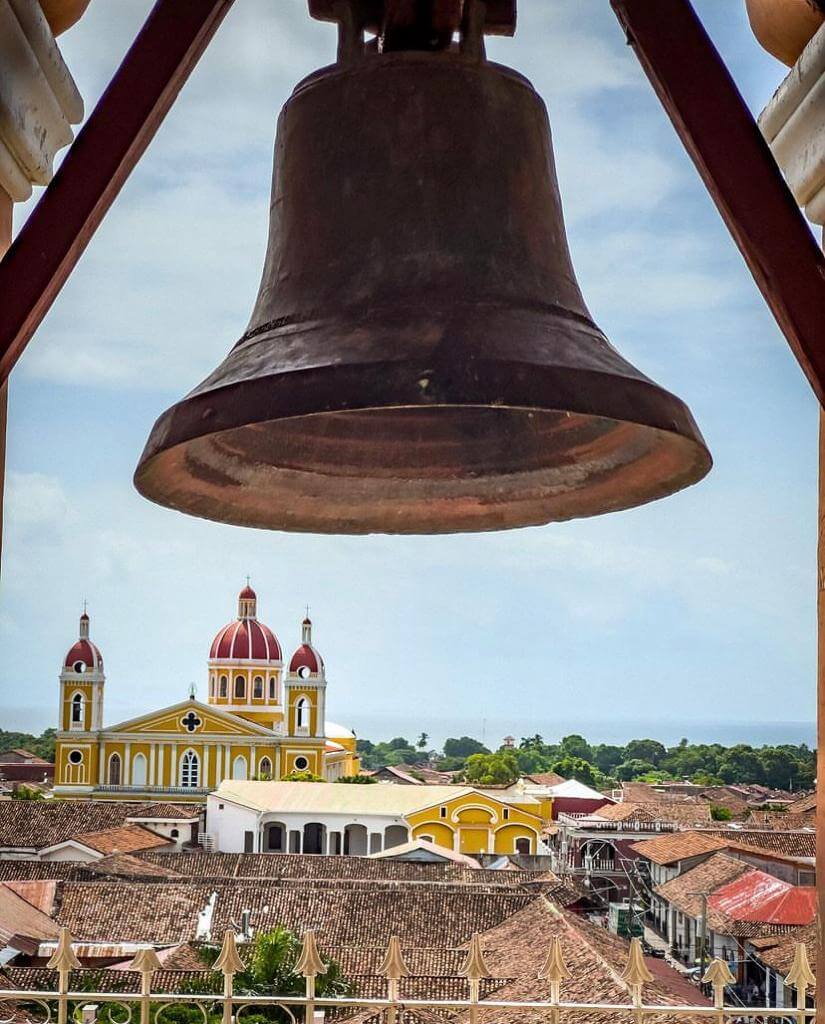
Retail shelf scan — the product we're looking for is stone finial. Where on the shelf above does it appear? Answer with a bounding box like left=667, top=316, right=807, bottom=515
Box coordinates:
left=47, top=927, right=80, bottom=972
left=539, top=936, right=572, bottom=984
left=380, top=936, right=410, bottom=981
left=702, top=958, right=734, bottom=1008
left=785, top=942, right=816, bottom=1008
left=459, top=933, right=491, bottom=982
left=620, top=938, right=653, bottom=1005
left=296, top=930, right=327, bottom=978
left=214, top=930, right=244, bottom=976
left=133, top=946, right=162, bottom=977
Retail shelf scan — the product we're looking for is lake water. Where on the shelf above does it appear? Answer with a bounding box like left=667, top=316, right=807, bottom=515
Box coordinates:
left=346, top=714, right=816, bottom=750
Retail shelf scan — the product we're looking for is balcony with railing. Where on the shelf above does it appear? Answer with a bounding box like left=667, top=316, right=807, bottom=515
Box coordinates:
left=6, top=928, right=814, bottom=1024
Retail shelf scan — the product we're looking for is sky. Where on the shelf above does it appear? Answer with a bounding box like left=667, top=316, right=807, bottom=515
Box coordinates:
left=0, top=1, right=818, bottom=749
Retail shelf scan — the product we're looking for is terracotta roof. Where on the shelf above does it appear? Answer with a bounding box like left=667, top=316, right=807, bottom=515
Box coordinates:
left=55, top=881, right=534, bottom=946
left=592, top=802, right=659, bottom=822
left=0, top=750, right=51, bottom=763
left=454, top=896, right=710, bottom=1024
left=745, top=810, right=816, bottom=830
left=0, top=884, right=60, bottom=949
left=0, top=801, right=193, bottom=851
left=523, top=772, right=566, bottom=787
left=632, top=831, right=732, bottom=865
left=65, top=825, right=170, bottom=856
left=126, top=803, right=201, bottom=821
left=786, top=792, right=816, bottom=814
left=655, top=853, right=751, bottom=927
left=3, top=967, right=216, bottom=995
left=139, top=852, right=529, bottom=886
left=701, top=829, right=815, bottom=858
left=86, top=853, right=184, bottom=879
left=749, top=924, right=817, bottom=976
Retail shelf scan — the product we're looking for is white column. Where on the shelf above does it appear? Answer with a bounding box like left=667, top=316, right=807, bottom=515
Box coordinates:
left=98, top=743, right=105, bottom=785
left=157, top=744, right=165, bottom=787
left=149, top=744, right=156, bottom=786
left=123, top=741, right=131, bottom=785
left=203, top=744, right=210, bottom=788
left=170, top=743, right=178, bottom=786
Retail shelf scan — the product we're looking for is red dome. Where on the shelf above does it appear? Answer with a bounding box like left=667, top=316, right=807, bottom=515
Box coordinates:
left=239, top=585, right=256, bottom=600
left=289, top=643, right=323, bottom=674
left=211, top=619, right=281, bottom=661
left=64, top=639, right=103, bottom=672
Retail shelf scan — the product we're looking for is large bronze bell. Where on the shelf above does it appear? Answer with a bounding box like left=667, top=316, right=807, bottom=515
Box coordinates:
left=135, top=0, right=711, bottom=534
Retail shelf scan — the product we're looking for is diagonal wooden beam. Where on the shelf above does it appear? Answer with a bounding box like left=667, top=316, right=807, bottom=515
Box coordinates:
left=611, top=0, right=825, bottom=406
left=0, top=0, right=235, bottom=386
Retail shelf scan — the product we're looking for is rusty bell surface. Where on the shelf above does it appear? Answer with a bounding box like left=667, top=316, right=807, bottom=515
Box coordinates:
left=135, top=46, right=711, bottom=534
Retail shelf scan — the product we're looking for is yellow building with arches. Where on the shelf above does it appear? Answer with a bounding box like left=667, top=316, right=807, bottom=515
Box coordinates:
left=54, top=586, right=360, bottom=800
left=208, top=780, right=545, bottom=856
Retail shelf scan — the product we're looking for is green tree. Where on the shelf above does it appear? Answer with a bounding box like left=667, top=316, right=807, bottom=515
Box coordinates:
left=625, top=739, right=667, bottom=766
left=559, top=734, right=593, bottom=762
left=519, top=734, right=545, bottom=751
left=11, top=785, right=44, bottom=800
left=717, top=745, right=764, bottom=785
left=443, top=736, right=490, bottom=759
left=335, top=774, right=376, bottom=784
left=282, top=770, right=324, bottom=782
left=463, top=751, right=519, bottom=786
left=592, top=744, right=626, bottom=774
left=614, top=759, right=657, bottom=781
left=550, top=755, right=597, bottom=788
left=417, top=732, right=429, bottom=750
left=187, top=927, right=352, bottom=1023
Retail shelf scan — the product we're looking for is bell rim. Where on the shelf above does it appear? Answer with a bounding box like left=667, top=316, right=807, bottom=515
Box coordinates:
left=134, top=360, right=712, bottom=535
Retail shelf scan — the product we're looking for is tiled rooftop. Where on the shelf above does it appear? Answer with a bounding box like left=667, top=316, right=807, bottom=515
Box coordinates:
left=631, top=831, right=731, bottom=865
left=0, top=801, right=198, bottom=850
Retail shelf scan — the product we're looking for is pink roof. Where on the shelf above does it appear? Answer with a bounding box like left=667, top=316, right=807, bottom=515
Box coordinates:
left=211, top=618, right=281, bottom=661
left=709, top=872, right=817, bottom=926
left=64, top=638, right=103, bottom=671
left=289, top=643, right=323, bottom=674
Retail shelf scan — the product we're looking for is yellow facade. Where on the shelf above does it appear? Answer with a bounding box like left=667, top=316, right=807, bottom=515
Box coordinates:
left=406, top=790, right=543, bottom=855
left=54, top=591, right=360, bottom=801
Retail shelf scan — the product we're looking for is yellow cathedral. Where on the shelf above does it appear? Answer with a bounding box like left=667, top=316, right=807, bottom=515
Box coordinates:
left=54, top=585, right=360, bottom=800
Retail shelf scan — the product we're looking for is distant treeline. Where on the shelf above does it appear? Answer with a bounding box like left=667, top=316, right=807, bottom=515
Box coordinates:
left=0, top=728, right=56, bottom=761
left=356, top=733, right=816, bottom=791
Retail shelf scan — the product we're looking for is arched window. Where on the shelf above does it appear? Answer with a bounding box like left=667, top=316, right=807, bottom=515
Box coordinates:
left=219, top=675, right=228, bottom=698
left=209, top=675, right=215, bottom=699
left=71, top=692, right=84, bottom=724
left=181, top=750, right=200, bottom=787
left=253, top=676, right=263, bottom=699
left=296, top=697, right=310, bottom=730
left=268, top=677, right=276, bottom=700
left=259, top=756, right=272, bottom=780
left=132, top=752, right=148, bottom=786
left=515, top=837, right=531, bottom=855
left=234, top=675, right=246, bottom=700
left=232, top=755, right=248, bottom=780
left=108, top=753, right=121, bottom=785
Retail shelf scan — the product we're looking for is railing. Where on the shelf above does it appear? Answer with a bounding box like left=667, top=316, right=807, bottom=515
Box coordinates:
left=7, top=928, right=815, bottom=1024
left=94, top=785, right=211, bottom=795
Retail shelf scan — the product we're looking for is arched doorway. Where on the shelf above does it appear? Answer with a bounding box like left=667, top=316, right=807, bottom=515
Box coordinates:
left=344, top=823, right=368, bottom=855
left=265, top=822, right=286, bottom=852
left=384, top=825, right=408, bottom=849
left=303, top=822, right=326, bottom=854
left=132, top=752, right=147, bottom=786
left=108, top=753, right=121, bottom=785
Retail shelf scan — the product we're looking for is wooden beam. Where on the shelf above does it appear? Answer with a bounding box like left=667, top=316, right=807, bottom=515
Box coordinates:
left=611, top=0, right=825, bottom=406
left=0, top=0, right=235, bottom=386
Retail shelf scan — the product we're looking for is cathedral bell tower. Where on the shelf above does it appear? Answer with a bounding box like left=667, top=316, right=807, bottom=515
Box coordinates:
left=59, top=609, right=105, bottom=734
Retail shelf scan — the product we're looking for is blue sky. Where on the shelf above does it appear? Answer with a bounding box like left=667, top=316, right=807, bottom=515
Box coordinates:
left=1, top=1, right=818, bottom=747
